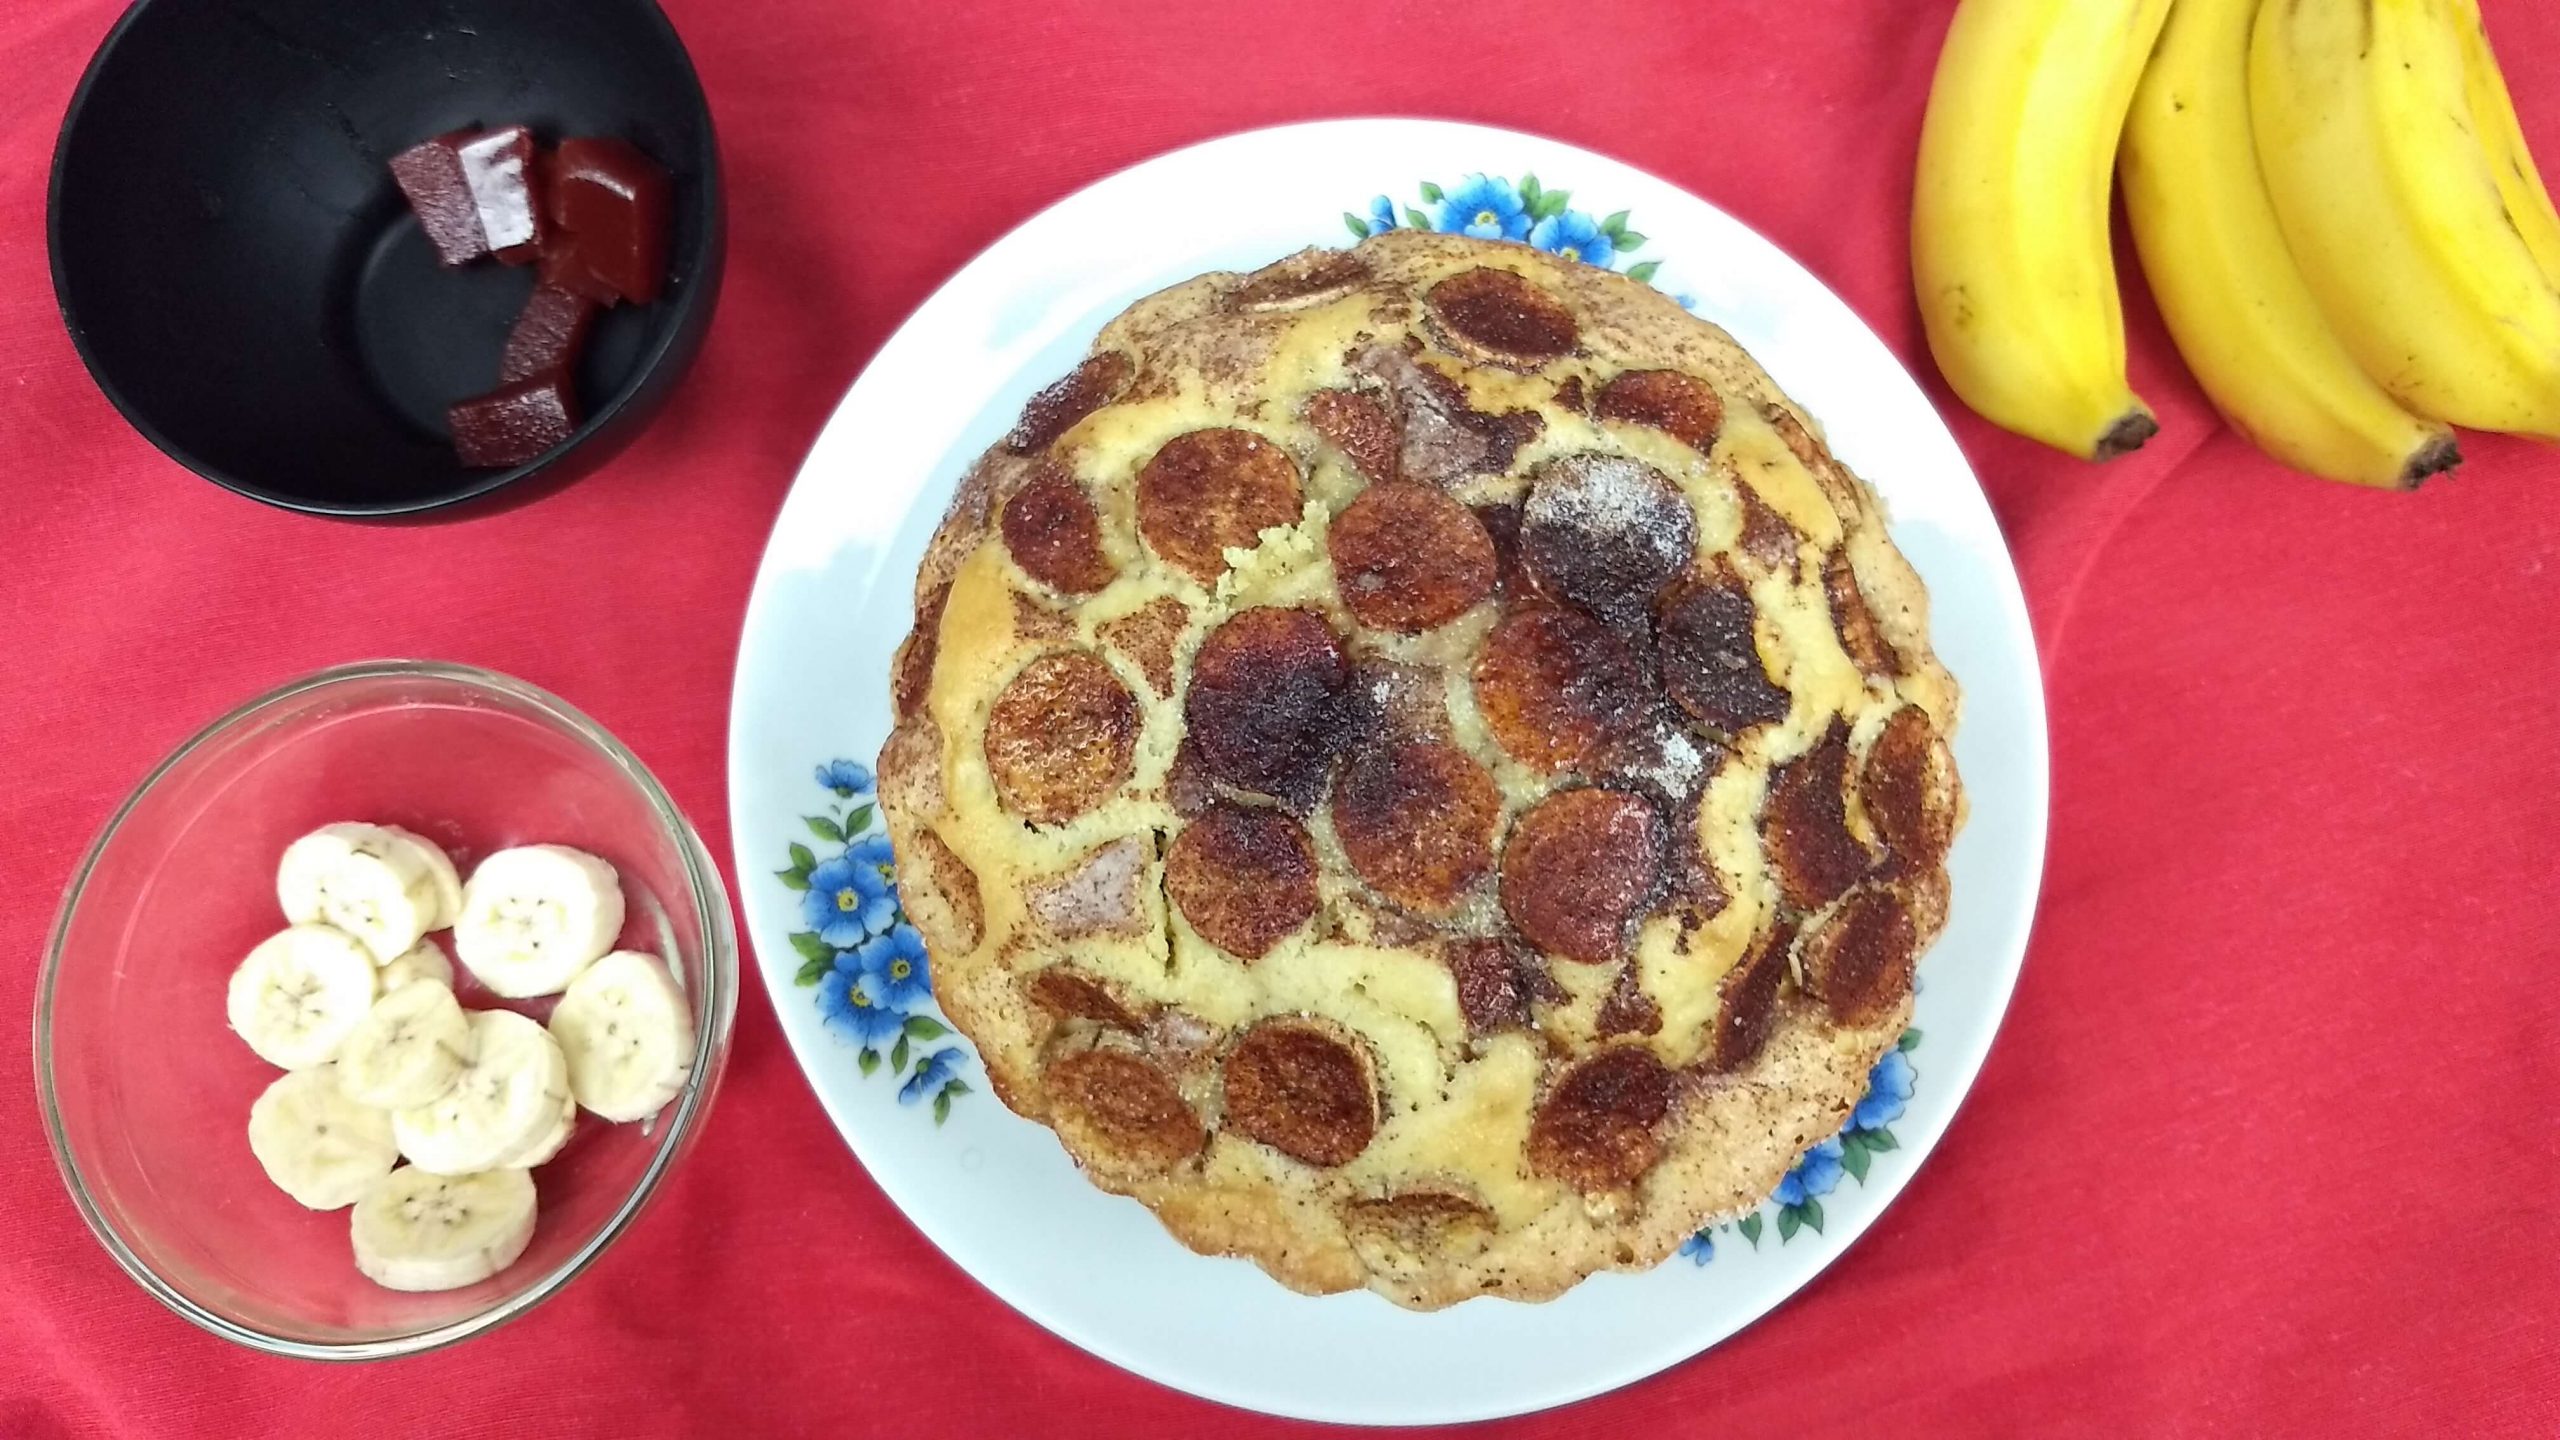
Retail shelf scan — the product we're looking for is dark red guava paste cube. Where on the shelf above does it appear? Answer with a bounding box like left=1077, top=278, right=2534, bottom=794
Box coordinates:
left=455, top=125, right=546, bottom=264
left=498, top=284, right=598, bottom=385
left=449, top=375, right=579, bottom=468
left=388, top=131, right=488, bottom=267
left=536, top=241, right=623, bottom=305
left=543, top=136, right=670, bottom=304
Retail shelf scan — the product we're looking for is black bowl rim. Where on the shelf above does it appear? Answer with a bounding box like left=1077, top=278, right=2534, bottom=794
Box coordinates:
left=46, top=0, right=723, bottom=520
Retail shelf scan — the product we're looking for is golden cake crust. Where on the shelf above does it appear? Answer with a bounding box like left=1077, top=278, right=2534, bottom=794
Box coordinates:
left=877, top=229, right=1963, bottom=1308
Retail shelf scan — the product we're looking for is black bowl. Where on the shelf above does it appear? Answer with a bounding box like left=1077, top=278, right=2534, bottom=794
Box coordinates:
left=49, top=0, right=723, bottom=518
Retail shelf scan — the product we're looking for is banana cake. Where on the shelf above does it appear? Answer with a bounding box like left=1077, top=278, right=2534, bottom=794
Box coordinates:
left=876, top=228, right=1963, bottom=1308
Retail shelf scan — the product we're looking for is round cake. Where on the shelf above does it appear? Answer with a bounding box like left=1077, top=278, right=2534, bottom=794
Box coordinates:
left=877, top=228, right=1963, bottom=1308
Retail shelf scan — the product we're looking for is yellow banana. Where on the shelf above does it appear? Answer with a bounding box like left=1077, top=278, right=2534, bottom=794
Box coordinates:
left=2121, top=0, right=2457, bottom=489
left=2452, top=0, right=2560, bottom=290
left=2250, top=0, right=2560, bottom=438
left=1913, top=0, right=2170, bottom=461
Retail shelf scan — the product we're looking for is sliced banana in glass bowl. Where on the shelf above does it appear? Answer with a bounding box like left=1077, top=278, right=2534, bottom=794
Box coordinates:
left=36, top=660, right=736, bottom=1359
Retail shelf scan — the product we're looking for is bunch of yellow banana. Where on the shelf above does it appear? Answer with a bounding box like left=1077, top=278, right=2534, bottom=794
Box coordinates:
left=1915, top=0, right=2560, bottom=489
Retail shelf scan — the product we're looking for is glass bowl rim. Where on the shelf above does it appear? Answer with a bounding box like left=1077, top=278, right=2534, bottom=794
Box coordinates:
left=32, top=657, right=737, bottom=1360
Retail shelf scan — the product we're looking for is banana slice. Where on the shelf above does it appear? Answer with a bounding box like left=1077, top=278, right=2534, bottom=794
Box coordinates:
left=336, top=980, right=475, bottom=1109
left=550, top=950, right=696, bottom=1122
left=496, top=1085, right=577, bottom=1168
left=391, top=1009, right=572, bottom=1174
left=453, top=845, right=626, bottom=998
left=379, top=825, right=464, bottom=931
left=350, top=1166, right=537, bottom=1293
left=379, top=937, right=456, bottom=993
left=277, top=823, right=442, bottom=963
left=246, top=1066, right=399, bottom=1210
left=227, top=925, right=381, bottom=1069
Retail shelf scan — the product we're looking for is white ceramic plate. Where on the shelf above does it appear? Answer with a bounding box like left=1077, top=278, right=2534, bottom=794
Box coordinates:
left=727, top=118, right=2048, bottom=1426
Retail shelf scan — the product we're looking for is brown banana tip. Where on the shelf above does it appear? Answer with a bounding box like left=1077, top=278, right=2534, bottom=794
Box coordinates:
left=2399, top=433, right=2461, bottom=490
left=2091, top=411, right=2160, bottom=462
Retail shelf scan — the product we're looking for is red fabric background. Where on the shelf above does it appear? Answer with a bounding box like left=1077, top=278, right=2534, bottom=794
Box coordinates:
left=5, top=0, right=2557, bottom=1434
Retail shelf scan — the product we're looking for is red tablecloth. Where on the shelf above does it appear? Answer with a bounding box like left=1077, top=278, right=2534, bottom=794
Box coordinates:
left=7, top=0, right=2558, bottom=1433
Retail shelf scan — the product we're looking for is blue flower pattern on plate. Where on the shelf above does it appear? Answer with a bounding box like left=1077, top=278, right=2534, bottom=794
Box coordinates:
left=852, top=923, right=933, bottom=1013
left=1850, top=1047, right=1914, bottom=1133
left=1772, top=1137, right=1845, bottom=1207
left=817, top=963, right=907, bottom=1047
left=815, top=759, right=873, bottom=796
left=779, top=759, right=973, bottom=1121
left=1435, top=173, right=1532, bottom=241
left=802, top=844, right=896, bottom=948
left=900, top=1047, right=965, bottom=1106
left=1347, top=172, right=1662, bottom=286
left=1529, top=209, right=1615, bottom=269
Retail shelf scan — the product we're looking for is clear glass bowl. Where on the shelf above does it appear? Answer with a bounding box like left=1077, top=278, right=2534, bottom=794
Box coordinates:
left=35, top=660, right=736, bottom=1357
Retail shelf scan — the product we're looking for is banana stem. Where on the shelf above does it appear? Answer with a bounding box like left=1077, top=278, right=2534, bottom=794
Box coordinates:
left=2093, top=411, right=2160, bottom=462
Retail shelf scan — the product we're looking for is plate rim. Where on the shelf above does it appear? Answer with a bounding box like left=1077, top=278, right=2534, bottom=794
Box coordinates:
left=726, top=115, right=2050, bottom=1425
